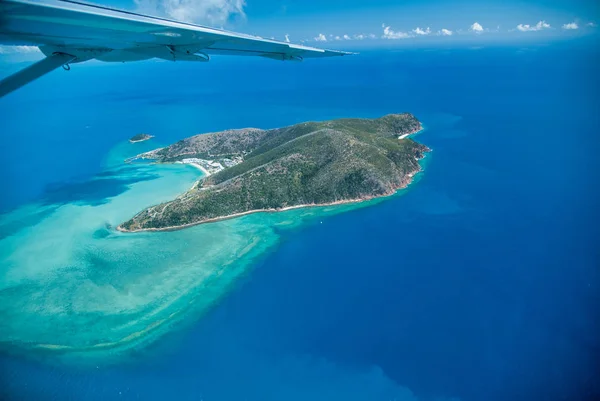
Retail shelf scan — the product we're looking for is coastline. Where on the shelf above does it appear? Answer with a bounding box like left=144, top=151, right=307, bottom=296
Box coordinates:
left=399, top=125, right=424, bottom=139
left=117, top=161, right=424, bottom=233
left=187, top=162, right=211, bottom=176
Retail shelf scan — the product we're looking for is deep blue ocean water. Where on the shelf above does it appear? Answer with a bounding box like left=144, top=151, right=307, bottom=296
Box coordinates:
left=1, top=41, right=599, bottom=400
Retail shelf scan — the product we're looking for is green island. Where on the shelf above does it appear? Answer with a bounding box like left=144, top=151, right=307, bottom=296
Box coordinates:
left=119, top=113, right=428, bottom=232
left=129, top=133, right=154, bottom=143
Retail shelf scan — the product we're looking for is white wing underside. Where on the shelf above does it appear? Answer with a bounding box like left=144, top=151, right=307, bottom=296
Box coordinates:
left=0, top=0, right=352, bottom=96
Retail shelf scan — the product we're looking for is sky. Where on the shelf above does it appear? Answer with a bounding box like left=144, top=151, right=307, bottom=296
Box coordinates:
left=116, top=0, right=599, bottom=43
left=0, top=0, right=599, bottom=59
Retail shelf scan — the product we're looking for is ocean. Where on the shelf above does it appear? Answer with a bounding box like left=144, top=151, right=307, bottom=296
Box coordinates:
left=0, top=40, right=599, bottom=401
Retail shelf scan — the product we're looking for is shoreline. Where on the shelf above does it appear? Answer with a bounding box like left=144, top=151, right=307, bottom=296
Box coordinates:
left=187, top=162, right=211, bottom=176
left=116, top=163, right=423, bottom=234
left=399, top=125, right=424, bottom=139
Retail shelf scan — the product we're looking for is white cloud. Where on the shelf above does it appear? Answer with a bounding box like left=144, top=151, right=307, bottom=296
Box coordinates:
left=0, top=45, right=41, bottom=54
left=470, top=22, right=484, bottom=33
left=438, top=28, right=453, bottom=36
left=284, top=34, right=290, bottom=43
left=382, top=24, right=412, bottom=39
left=329, top=33, right=376, bottom=41
left=586, top=22, right=596, bottom=27
left=314, top=33, right=327, bottom=42
left=134, top=0, right=246, bottom=25
left=412, top=27, right=431, bottom=36
left=562, top=22, right=579, bottom=30
left=516, top=20, right=550, bottom=32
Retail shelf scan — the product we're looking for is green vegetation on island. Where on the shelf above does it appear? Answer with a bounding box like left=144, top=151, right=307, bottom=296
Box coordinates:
left=120, top=113, right=428, bottom=231
left=129, top=133, right=154, bottom=143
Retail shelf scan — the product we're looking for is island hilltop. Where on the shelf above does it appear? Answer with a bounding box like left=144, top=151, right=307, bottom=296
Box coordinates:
left=119, top=113, right=428, bottom=232
left=129, top=133, right=154, bottom=143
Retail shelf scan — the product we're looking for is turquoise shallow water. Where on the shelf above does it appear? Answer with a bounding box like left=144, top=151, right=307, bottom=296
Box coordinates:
left=0, top=136, right=413, bottom=362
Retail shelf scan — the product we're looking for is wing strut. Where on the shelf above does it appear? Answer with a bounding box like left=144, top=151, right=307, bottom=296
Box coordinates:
left=0, top=52, right=76, bottom=98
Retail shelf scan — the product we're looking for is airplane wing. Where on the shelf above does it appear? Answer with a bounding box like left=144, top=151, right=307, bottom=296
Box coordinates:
left=0, top=0, right=353, bottom=97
